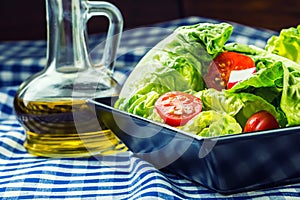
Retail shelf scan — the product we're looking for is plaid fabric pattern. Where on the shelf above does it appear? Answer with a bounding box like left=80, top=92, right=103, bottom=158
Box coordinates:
left=2, top=16, right=300, bottom=199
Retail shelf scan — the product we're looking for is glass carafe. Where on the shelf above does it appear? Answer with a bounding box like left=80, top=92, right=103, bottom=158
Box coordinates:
left=13, top=0, right=126, bottom=157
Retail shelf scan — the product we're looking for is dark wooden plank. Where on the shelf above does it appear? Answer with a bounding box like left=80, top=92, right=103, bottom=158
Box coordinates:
left=182, top=0, right=300, bottom=31
left=0, top=0, right=299, bottom=40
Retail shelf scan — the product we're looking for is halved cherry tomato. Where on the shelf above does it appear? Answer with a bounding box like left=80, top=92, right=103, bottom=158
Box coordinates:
left=155, top=91, right=202, bottom=126
left=204, top=51, right=256, bottom=90
left=244, top=110, right=280, bottom=132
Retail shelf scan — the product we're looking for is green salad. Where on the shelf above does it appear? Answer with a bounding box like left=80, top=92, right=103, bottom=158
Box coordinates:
left=115, top=22, right=300, bottom=137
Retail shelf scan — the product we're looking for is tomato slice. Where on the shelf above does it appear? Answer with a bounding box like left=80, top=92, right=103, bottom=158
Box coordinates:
left=204, top=51, right=256, bottom=90
left=244, top=110, right=280, bottom=132
left=155, top=91, right=202, bottom=126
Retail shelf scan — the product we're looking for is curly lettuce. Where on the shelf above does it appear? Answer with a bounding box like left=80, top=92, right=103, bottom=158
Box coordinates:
left=115, top=83, right=170, bottom=118
left=194, top=88, right=243, bottom=116
left=179, top=110, right=242, bottom=137
left=265, top=24, right=300, bottom=64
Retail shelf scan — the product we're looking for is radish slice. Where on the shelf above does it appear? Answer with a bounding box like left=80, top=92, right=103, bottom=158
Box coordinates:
left=227, top=67, right=256, bottom=89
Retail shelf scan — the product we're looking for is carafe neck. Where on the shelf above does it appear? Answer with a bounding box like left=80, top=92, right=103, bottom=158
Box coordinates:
left=46, top=0, right=90, bottom=73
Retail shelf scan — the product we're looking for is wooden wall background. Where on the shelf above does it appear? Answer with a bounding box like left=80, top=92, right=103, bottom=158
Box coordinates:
left=0, top=0, right=299, bottom=41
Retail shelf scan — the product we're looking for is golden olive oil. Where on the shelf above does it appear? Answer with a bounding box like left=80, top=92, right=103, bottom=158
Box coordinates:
left=14, top=97, right=127, bottom=157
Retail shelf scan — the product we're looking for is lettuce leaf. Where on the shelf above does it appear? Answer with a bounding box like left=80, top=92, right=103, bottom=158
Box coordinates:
left=265, top=25, right=300, bottom=64
left=152, top=51, right=205, bottom=91
left=194, top=88, right=243, bottom=116
left=281, top=63, right=300, bottom=126
left=115, top=83, right=170, bottom=118
left=179, top=110, right=242, bottom=137
left=174, top=22, right=233, bottom=58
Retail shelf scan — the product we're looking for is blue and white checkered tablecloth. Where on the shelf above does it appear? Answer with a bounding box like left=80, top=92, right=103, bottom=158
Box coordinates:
left=1, top=16, right=300, bottom=199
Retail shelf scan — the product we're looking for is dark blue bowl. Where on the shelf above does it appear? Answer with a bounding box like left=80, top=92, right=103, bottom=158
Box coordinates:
left=87, top=96, right=300, bottom=194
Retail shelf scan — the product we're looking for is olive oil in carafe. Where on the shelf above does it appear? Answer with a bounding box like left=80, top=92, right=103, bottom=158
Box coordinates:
left=13, top=0, right=124, bottom=157
left=14, top=97, right=127, bottom=157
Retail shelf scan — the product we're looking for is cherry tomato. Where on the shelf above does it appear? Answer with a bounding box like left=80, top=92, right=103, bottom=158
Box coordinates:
left=155, top=91, right=202, bottom=126
left=204, top=51, right=256, bottom=90
left=244, top=110, right=280, bottom=132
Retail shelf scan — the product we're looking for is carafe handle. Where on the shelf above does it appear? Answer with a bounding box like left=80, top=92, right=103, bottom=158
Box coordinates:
left=85, top=1, right=123, bottom=72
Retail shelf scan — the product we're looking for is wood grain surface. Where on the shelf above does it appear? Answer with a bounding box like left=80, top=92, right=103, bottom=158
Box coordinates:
left=0, top=0, right=299, bottom=40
